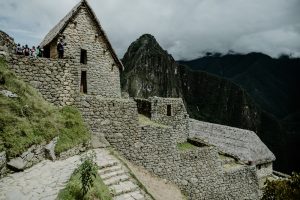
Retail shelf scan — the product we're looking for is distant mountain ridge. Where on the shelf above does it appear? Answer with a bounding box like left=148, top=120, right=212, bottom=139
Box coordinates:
left=121, top=34, right=300, bottom=173
left=178, top=52, right=300, bottom=119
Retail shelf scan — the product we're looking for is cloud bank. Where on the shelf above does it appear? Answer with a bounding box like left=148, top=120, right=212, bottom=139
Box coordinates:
left=0, top=0, right=299, bottom=60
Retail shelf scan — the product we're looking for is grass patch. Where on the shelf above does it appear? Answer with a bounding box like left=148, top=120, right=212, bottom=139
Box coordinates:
left=138, top=114, right=169, bottom=128
left=0, top=58, right=89, bottom=157
left=177, top=142, right=196, bottom=151
left=57, top=163, right=113, bottom=200
left=55, top=106, right=90, bottom=154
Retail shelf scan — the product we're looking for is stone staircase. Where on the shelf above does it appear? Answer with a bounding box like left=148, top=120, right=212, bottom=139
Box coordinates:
left=94, top=149, right=152, bottom=200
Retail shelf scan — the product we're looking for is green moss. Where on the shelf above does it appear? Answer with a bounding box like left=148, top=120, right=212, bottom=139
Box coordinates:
left=0, top=58, right=89, bottom=157
left=57, top=164, right=112, bottom=200
left=177, top=142, right=196, bottom=151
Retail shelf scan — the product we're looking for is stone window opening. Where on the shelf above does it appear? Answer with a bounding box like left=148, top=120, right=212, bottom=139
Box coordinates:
left=80, top=49, right=87, bottom=64
left=111, top=64, right=115, bottom=71
left=72, top=21, right=77, bottom=29
left=167, top=104, right=172, bottom=116
left=257, top=164, right=262, bottom=170
left=80, top=71, right=87, bottom=94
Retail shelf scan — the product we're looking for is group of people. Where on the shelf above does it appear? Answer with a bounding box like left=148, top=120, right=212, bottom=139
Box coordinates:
left=15, top=44, right=43, bottom=58
left=15, top=36, right=66, bottom=59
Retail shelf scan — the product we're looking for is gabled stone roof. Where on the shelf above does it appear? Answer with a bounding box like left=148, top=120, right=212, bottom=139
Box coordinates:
left=189, top=119, right=276, bottom=165
left=40, top=0, right=123, bottom=70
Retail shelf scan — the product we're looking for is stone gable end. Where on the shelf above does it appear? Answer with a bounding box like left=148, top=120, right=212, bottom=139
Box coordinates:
left=47, top=5, right=121, bottom=98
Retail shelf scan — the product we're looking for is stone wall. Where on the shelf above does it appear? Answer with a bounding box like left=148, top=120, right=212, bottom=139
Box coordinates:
left=7, top=55, right=80, bottom=106
left=48, top=5, right=121, bottom=98
left=223, top=166, right=259, bottom=200
left=75, top=95, right=139, bottom=153
left=256, top=162, right=273, bottom=178
left=130, top=125, right=226, bottom=199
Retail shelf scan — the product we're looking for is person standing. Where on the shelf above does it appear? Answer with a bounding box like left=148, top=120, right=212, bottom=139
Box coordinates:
left=23, top=45, right=30, bottom=56
left=30, top=46, right=36, bottom=57
left=57, top=38, right=66, bottom=59
left=16, top=44, right=23, bottom=55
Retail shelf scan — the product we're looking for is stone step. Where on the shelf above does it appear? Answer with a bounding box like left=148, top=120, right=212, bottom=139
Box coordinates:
left=99, top=165, right=123, bottom=175
left=104, top=174, right=130, bottom=186
left=100, top=169, right=127, bottom=180
left=109, top=181, right=139, bottom=196
left=113, top=190, right=145, bottom=200
left=96, top=159, right=119, bottom=169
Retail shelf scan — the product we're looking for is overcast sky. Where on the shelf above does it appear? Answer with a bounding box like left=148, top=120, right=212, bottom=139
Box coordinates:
left=0, top=0, right=299, bottom=60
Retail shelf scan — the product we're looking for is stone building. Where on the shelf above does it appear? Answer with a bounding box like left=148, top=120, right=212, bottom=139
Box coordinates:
left=189, top=119, right=276, bottom=179
left=40, top=0, right=123, bottom=98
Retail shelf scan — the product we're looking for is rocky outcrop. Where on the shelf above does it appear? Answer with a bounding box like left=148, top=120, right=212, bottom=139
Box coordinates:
left=121, top=34, right=181, bottom=98
left=0, top=31, right=15, bottom=54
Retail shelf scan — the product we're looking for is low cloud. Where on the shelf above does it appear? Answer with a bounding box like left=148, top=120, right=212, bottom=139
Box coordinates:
left=0, top=0, right=299, bottom=59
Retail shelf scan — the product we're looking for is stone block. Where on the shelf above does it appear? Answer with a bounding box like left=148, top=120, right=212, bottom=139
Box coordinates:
left=7, top=157, right=27, bottom=171
left=45, top=137, right=58, bottom=161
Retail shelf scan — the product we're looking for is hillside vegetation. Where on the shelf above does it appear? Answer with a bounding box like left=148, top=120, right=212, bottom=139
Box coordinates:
left=0, top=58, right=90, bottom=158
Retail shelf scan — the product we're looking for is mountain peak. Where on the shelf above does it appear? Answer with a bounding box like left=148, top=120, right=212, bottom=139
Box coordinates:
left=121, top=34, right=180, bottom=98
left=138, top=34, right=156, bottom=42
left=122, top=34, right=164, bottom=60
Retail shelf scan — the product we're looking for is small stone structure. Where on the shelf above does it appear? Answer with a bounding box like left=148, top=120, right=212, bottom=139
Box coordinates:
left=135, top=97, right=189, bottom=142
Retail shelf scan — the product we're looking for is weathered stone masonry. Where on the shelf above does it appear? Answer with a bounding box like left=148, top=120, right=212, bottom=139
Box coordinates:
left=7, top=55, right=79, bottom=106
left=61, top=6, right=121, bottom=98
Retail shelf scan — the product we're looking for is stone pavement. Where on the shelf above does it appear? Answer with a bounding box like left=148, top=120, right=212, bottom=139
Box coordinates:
left=0, top=148, right=152, bottom=200
left=0, top=155, right=81, bottom=200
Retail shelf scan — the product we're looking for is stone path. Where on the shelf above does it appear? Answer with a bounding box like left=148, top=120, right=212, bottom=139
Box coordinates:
left=0, top=148, right=152, bottom=200
left=0, top=155, right=81, bottom=200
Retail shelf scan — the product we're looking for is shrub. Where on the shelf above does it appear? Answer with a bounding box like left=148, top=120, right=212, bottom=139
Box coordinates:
left=80, top=151, right=97, bottom=197
left=262, top=172, right=300, bottom=200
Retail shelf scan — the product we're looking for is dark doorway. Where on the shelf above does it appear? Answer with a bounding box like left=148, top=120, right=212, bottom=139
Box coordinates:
left=167, top=104, right=172, bottom=116
left=44, top=46, right=50, bottom=58
left=80, top=49, right=87, bottom=64
left=80, top=71, right=87, bottom=94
